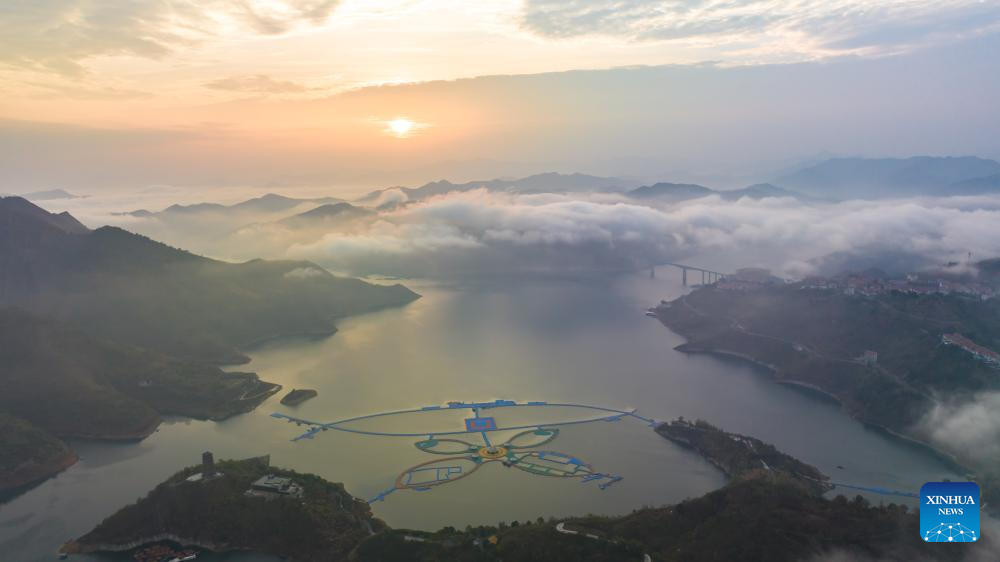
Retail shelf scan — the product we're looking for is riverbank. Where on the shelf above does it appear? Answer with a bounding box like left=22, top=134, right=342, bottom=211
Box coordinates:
left=655, top=284, right=1000, bottom=509
left=0, top=414, right=80, bottom=497
left=671, top=330, right=974, bottom=477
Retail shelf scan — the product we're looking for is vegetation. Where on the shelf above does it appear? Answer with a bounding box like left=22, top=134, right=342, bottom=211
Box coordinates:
left=656, top=418, right=830, bottom=493
left=281, top=388, right=318, bottom=406
left=354, top=476, right=976, bottom=562
left=0, top=307, right=281, bottom=496
left=657, top=283, right=1000, bottom=513
left=0, top=413, right=76, bottom=496
left=71, top=434, right=992, bottom=562
left=0, top=307, right=280, bottom=439
left=0, top=197, right=419, bottom=363
left=657, top=285, right=1000, bottom=436
left=72, top=458, right=378, bottom=562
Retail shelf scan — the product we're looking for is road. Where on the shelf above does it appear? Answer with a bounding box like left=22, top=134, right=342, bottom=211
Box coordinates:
left=555, top=522, right=652, bottom=561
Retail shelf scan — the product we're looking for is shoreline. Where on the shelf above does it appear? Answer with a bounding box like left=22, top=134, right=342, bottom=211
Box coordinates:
left=0, top=450, right=79, bottom=500
left=64, top=534, right=242, bottom=556
left=671, top=342, right=974, bottom=476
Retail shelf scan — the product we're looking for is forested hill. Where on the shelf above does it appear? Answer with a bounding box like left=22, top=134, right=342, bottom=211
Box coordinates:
left=0, top=196, right=419, bottom=363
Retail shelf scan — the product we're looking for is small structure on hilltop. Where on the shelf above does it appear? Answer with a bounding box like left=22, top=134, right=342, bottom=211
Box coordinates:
left=247, top=474, right=304, bottom=499
left=857, top=350, right=878, bottom=366
left=185, top=451, right=224, bottom=483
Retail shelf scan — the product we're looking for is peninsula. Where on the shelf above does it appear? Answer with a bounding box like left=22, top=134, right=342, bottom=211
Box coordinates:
left=67, top=456, right=380, bottom=562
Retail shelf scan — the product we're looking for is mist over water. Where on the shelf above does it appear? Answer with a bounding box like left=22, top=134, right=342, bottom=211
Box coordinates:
left=0, top=272, right=962, bottom=561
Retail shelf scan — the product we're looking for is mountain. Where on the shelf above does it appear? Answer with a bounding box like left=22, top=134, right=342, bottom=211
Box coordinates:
left=0, top=194, right=88, bottom=235
left=20, top=189, right=85, bottom=201
left=0, top=413, right=77, bottom=497
left=0, top=306, right=284, bottom=496
left=276, top=202, right=374, bottom=229
left=0, top=307, right=280, bottom=439
left=627, top=182, right=714, bottom=202
left=124, top=193, right=343, bottom=218
left=0, top=197, right=419, bottom=363
left=357, top=172, right=634, bottom=207
left=627, top=182, right=809, bottom=203
left=949, top=173, right=1000, bottom=194
left=774, top=156, right=1000, bottom=198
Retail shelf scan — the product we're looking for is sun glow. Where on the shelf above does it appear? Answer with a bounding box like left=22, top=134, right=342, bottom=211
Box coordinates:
left=387, top=118, right=415, bottom=137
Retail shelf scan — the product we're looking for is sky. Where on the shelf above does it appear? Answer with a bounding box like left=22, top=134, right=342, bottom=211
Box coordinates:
left=2, top=0, right=1000, bottom=193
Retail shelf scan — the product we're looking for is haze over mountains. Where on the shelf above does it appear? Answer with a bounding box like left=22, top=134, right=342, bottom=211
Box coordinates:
left=0, top=195, right=421, bottom=495
left=776, top=156, right=1000, bottom=199
left=77, top=156, right=1000, bottom=280
left=0, top=196, right=418, bottom=363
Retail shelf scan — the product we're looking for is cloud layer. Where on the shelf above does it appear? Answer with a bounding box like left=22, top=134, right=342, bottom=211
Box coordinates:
left=0, top=0, right=341, bottom=76
left=521, top=0, right=1000, bottom=59
left=922, top=392, right=1000, bottom=468
left=94, top=188, right=1000, bottom=279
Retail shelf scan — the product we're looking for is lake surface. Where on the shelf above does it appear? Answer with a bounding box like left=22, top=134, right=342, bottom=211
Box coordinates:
left=0, top=272, right=962, bottom=561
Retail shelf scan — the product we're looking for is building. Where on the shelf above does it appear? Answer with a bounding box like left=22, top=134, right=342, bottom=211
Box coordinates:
left=860, top=350, right=878, bottom=366
left=942, top=333, right=1000, bottom=366
left=185, top=451, right=223, bottom=483
left=247, top=474, right=304, bottom=498
left=202, top=451, right=216, bottom=477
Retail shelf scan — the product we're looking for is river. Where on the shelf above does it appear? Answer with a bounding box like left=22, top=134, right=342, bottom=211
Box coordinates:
left=0, top=272, right=961, bottom=561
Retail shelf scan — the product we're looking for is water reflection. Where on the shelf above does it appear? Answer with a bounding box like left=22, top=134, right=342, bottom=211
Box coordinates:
left=0, top=273, right=960, bottom=561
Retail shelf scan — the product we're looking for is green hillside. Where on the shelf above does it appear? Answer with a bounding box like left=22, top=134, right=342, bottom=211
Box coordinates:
left=0, top=197, right=419, bottom=363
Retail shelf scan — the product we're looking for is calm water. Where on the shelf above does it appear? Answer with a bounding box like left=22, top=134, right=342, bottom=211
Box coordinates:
left=0, top=272, right=961, bottom=561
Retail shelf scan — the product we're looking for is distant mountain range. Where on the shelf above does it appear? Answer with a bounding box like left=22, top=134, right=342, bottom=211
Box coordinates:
left=0, top=196, right=418, bottom=364
left=123, top=193, right=344, bottom=218
left=10, top=189, right=86, bottom=201
left=627, top=182, right=811, bottom=203
left=276, top=202, right=374, bottom=229
left=356, top=172, right=635, bottom=207
left=774, top=156, right=1000, bottom=198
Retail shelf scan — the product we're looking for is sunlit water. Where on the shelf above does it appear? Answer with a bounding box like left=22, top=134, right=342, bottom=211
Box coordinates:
left=0, top=272, right=961, bottom=561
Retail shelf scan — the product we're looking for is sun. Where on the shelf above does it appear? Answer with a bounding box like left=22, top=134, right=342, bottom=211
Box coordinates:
left=387, top=118, right=414, bottom=137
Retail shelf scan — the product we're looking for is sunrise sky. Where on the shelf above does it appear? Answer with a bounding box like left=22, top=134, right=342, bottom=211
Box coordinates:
left=2, top=1, right=1000, bottom=192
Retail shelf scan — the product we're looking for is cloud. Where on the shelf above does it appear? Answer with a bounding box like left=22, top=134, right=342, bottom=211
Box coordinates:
left=283, top=266, right=328, bottom=279
left=0, top=0, right=342, bottom=76
left=205, top=74, right=309, bottom=94
left=248, top=189, right=1000, bottom=278
left=921, top=392, right=1000, bottom=467
left=373, top=188, right=410, bottom=210
left=520, top=0, right=1000, bottom=60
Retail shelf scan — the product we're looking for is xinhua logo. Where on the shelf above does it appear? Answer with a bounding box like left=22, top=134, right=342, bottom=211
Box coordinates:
left=920, top=482, right=980, bottom=543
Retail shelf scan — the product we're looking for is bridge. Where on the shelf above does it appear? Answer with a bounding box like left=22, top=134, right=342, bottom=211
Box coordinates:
left=651, top=262, right=727, bottom=286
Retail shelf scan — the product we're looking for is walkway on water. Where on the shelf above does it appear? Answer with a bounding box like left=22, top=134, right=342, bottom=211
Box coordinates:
left=274, top=399, right=924, bottom=501
left=272, top=400, right=661, bottom=441
left=829, top=482, right=920, bottom=499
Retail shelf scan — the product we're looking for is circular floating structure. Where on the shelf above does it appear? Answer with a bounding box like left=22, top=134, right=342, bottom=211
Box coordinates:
left=272, top=399, right=656, bottom=502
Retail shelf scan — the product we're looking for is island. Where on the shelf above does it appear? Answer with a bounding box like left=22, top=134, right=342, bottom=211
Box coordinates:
left=281, top=388, right=319, bottom=406
left=66, top=455, right=381, bottom=561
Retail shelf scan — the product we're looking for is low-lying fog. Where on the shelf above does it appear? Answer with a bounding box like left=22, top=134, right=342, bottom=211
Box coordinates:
left=39, top=186, right=1000, bottom=280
